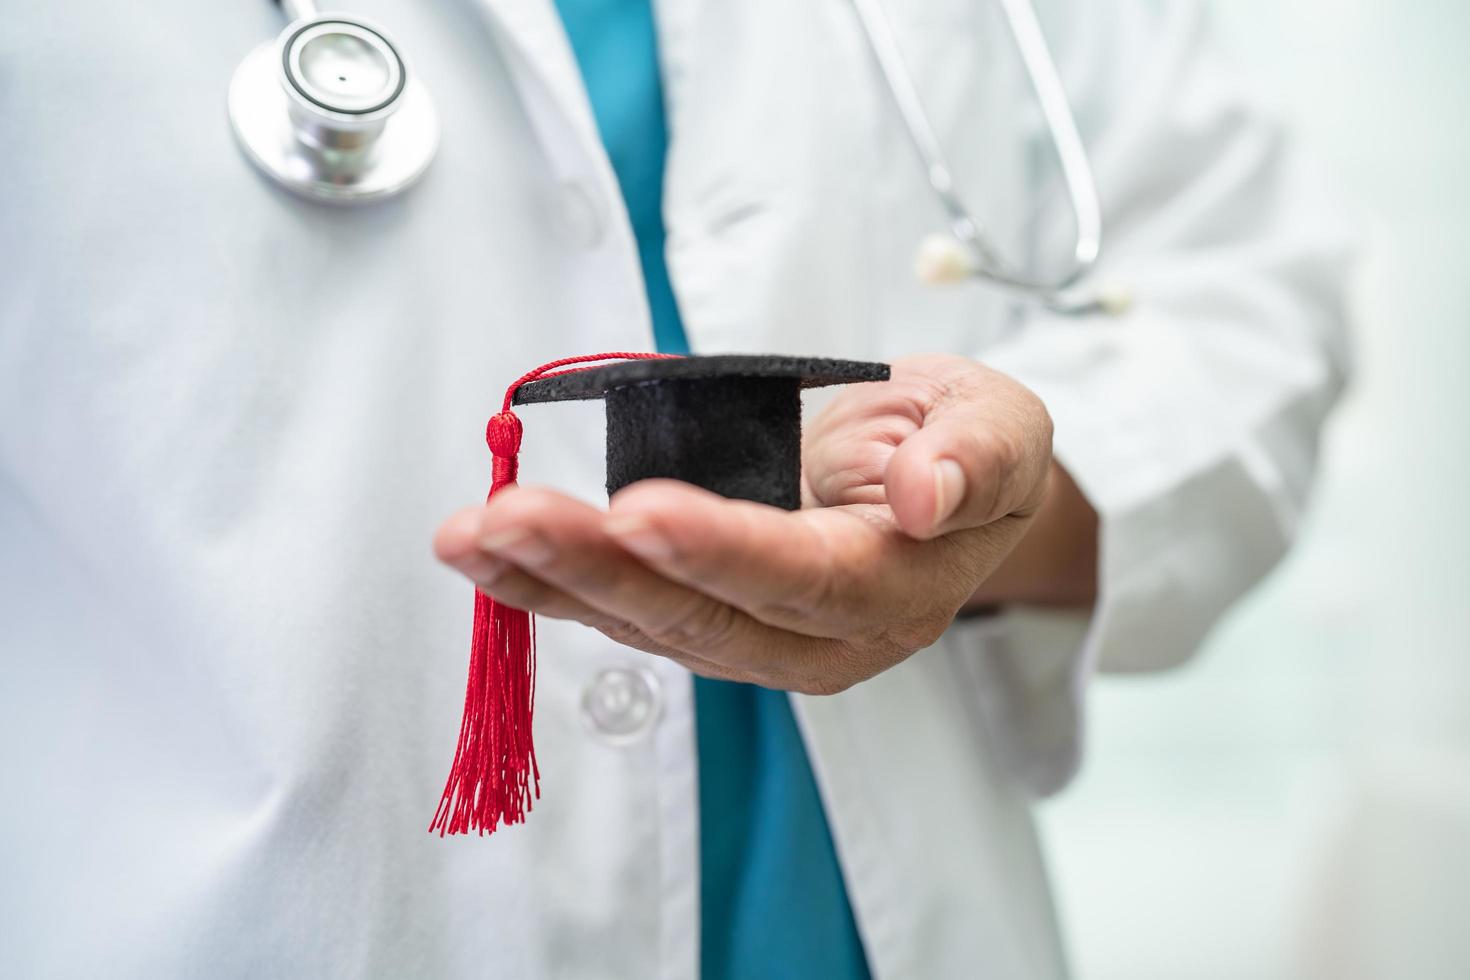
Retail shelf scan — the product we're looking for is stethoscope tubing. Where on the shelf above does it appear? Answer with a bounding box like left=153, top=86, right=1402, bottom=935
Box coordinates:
left=850, top=0, right=1104, bottom=304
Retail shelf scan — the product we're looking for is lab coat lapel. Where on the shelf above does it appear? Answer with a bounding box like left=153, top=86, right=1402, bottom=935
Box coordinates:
left=465, top=0, right=605, bottom=178
left=653, top=0, right=886, bottom=359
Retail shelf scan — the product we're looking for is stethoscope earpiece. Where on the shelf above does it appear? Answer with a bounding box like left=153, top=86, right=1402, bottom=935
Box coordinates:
left=228, top=1, right=438, bottom=204
left=1091, top=280, right=1134, bottom=317
left=914, top=233, right=978, bottom=285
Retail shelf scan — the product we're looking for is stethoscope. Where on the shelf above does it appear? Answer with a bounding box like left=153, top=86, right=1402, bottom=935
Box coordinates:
left=229, top=0, right=438, bottom=204
left=228, top=0, right=1128, bottom=314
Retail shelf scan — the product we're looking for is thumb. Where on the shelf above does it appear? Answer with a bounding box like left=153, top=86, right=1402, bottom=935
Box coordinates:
left=883, top=377, right=1053, bottom=540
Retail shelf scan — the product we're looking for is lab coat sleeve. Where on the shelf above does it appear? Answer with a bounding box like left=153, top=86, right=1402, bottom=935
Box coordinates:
left=956, top=0, right=1353, bottom=793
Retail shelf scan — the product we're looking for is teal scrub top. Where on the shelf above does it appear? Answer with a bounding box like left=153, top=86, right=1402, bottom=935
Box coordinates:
left=551, top=3, right=872, bottom=977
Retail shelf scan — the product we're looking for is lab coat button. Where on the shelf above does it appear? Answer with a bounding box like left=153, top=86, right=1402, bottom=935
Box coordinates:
left=581, top=667, right=661, bottom=744
left=555, top=180, right=605, bottom=248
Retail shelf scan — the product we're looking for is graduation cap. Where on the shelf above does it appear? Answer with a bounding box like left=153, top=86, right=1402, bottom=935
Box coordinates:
left=432, top=352, right=890, bottom=837
left=514, top=353, right=890, bottom=509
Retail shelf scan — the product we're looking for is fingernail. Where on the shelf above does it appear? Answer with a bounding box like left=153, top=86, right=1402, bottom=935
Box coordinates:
left=480, top=527, right=554, bottom=567
left=605, top=515, right=673, bottom=561
left=445, top=547, right=507, bottom=582
left=470, top=556, right=508, bottom=584
left=933, top=459, right=967, bottom=528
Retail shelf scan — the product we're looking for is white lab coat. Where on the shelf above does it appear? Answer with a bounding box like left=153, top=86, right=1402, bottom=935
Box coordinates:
left=0, top=0, right=1348, bottom=976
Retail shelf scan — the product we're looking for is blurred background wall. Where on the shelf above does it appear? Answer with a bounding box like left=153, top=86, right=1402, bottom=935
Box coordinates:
left=1038, top=2, right=1470, bottom=977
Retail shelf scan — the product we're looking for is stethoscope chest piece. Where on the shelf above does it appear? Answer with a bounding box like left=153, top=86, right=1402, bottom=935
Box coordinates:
left=229, top=13, right=438, bottom=204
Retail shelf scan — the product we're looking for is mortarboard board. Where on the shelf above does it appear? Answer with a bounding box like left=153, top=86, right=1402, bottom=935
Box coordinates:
left=432, top=353, right=890, bottom=837
left=513, top=354, right=890, bottom=510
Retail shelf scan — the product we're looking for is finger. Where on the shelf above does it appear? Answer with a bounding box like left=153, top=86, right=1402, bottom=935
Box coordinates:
left=438, top=506, right=770, bottom=682
left=605, top=480, right=916, bottom=635
left=802, top=380, right=925, bottom=507
left=802, top=415, right=911, bottom=508
left=884, top=370, right=1053, bottom=539
left=463, top=486, right=841, bottom=684
left=467, top=564, right=742, bottom=677
left=439, top=507, right=658, bottom=641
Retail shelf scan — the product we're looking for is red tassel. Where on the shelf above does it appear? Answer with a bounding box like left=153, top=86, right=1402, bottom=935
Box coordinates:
left=430, top=411, right=538, bottom=835
left=432, top=352, right=681, bottom=836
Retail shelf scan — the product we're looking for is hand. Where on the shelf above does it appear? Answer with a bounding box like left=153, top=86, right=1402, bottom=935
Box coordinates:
left=435, top=354, right=1055, bottom=694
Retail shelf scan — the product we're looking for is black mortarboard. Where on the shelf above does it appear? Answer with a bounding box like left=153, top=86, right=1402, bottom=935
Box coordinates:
left=432, top=352, right=889, bottom=838
left=512, top=354, right=890, bottom=510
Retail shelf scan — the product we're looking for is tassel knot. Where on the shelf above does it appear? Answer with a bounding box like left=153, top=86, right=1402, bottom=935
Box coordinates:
left=485, top=411, right=523, bottom=459
left=486, top=411, right=523, bottom=488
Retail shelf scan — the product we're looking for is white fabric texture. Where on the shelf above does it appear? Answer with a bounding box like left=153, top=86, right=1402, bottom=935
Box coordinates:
left=0, top=0, right=1347, bottom=977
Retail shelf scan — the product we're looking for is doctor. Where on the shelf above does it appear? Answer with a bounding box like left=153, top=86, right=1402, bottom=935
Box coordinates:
left=0, top=1, right=1347, bottom=979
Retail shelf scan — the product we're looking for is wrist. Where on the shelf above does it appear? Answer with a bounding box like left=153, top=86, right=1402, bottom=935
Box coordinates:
left=962, top=461, right=1098, bottom=611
